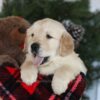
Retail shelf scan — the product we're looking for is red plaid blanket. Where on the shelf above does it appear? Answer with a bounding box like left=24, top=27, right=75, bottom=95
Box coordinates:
left=0, top=64, right=86, bottom=100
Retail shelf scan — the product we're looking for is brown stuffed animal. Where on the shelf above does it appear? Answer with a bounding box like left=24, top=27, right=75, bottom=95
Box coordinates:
left=0, top=16, right=30, bottom=67
left=0, top=16, right=30, bottom=46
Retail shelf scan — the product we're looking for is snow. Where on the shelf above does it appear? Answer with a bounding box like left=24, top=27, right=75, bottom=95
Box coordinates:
left=92, top=61, right=100, bottom=68
left=0, top=0, right=3, bottom=12
left=86, top=79, right=100, bottom=100
left=85, top=81, right=97, bottom=100
left=97, top=79, right=100, bottom=100
left=90, top=0, right=100, bottom=12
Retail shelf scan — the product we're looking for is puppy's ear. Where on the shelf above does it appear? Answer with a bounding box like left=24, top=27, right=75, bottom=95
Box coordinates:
left=59, top=32, right=74, bottom=56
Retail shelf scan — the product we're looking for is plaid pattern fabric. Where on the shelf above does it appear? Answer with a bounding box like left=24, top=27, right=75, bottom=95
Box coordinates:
left=0, top=64, right=86, bottom=100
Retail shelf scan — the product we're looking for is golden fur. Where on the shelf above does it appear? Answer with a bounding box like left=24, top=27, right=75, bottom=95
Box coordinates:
left=59, top=33, right=74, bottom=56
left=21, top=18, right=87, bottom=95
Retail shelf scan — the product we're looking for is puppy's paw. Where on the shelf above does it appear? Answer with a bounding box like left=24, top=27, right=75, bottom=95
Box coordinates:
left=39, top=66, right=54, bottom=75
left=21, top=66, right=38, bottom=85
left=39, top=67, right=48, bottom=75
left=52, top=77, right=69, bottom=95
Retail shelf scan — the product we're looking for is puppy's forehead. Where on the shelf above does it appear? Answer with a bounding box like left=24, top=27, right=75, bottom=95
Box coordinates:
left=27, top=18, right=67, bottom=38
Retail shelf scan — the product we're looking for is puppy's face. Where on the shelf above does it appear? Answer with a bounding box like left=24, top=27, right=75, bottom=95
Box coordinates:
left=24, top=18, right=74, bottom=65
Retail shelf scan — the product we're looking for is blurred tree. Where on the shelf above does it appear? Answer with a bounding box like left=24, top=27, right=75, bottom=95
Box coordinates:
left=0, top=0, right=100, bottom=99
left=0, top=0, right=90, bottom=23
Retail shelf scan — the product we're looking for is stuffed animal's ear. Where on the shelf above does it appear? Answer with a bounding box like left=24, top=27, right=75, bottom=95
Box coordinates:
left=59, top=32, right=74, bottom=56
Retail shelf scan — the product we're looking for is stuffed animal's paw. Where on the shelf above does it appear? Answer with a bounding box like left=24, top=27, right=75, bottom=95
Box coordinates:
left=0, top=55, right=19, bottom=67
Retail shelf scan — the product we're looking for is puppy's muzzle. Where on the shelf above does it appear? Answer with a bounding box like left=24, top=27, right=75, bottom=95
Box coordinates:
left=31, top=43, right=40, bottom=56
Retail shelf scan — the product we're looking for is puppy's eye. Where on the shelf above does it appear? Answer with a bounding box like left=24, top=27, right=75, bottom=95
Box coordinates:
left=31, top=33, right=34, bottom=37
left=46, top=34, right=53, bottom=39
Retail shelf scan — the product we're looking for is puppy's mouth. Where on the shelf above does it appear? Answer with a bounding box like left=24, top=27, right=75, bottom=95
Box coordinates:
left=33, top=55, right=49, bottom=66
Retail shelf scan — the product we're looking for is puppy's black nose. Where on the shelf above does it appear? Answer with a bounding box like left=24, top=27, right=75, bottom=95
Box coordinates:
left=31, top=43, right=40, bottom=54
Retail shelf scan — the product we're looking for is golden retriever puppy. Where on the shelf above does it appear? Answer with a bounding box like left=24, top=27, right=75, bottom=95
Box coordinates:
left=21, top=18, right=87, bottom=95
